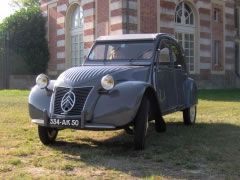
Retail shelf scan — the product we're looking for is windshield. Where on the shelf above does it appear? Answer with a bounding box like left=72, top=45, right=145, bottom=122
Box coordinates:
left=88, top=41, right=155, bottom=61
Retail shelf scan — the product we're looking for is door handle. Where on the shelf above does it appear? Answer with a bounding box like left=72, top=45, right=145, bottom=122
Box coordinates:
left=174, top=64, right=182, bottom=70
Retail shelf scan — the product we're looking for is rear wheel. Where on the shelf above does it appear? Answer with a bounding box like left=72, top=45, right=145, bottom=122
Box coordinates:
left=134, top=96, right=149, bottom=150
left=183, top=105, right=197, bottom=125
left=38, top=126, right=58, bottom=145
left=155, top=116, right=166, bottom=133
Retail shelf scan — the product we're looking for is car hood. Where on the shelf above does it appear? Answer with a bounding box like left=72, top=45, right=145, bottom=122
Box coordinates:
left=54, top=65, right=151, bottom=87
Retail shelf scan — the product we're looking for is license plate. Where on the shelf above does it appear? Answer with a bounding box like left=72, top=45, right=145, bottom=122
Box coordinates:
left=49, top=118, right=80, bottom=128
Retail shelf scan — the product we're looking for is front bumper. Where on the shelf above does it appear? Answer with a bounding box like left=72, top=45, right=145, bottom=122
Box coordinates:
left=32, top=110, right=116, bottom=130
left=29, top=81, right=147, bottom=130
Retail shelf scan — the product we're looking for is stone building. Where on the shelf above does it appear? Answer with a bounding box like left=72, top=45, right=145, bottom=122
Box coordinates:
left=40, top=0, right=240, bottom=88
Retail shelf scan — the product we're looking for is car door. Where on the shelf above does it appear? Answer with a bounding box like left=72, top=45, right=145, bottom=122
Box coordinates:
left=155, top=38, right=178, bottom=113
left=169, top=41, right=188, bottom=108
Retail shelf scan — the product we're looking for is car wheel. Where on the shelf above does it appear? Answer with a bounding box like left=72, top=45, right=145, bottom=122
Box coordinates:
left=183, top=105, right=197, bottom=125
left=134, top=96, right=149, bottom=150
left=38, top=126, right=58, bottom=145
left=155, top=116, right=166, bottom=133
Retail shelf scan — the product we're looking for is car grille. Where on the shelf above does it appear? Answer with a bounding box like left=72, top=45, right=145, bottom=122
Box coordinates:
left=53, top=87, right=92, bottom=116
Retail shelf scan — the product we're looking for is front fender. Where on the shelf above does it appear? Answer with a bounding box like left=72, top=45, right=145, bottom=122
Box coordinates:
left=93, top=81, right=152, bottom=127
left=183, top=78, right=198, bottom=108
left=28, top=80, right=55, bottom=120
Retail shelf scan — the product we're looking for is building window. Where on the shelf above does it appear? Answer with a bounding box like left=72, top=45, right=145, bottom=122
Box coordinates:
left=175, top=2, right=195, bottom=73
left=235, top=8, right=240, bottom=36
left=175, top=2, right=194, bottom=25
left=70, top=6, right=84, bottom=67
left=176, top=33, right=194, bottom=72
left=213, top=8, right=220, bottom=22
left=212, top=39, right=223, bottom=71
left=213, top=40, right=221, bottom=67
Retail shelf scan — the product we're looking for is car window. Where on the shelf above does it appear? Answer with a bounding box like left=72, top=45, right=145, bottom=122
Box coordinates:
left=89, top=44, right=106, bottom=60
left=158, top=39, right=172, bottom=67
left=170, top=43, right=186, bottom=71
left=88, top=41, right=154, bottom=61
left=159, top=48, right=170, bottom=63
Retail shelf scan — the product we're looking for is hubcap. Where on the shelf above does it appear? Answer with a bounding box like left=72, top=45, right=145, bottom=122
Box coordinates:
left=190, top=106, right=196, bottom=123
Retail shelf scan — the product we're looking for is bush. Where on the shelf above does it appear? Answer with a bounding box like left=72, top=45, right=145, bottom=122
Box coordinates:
left=0, top=6, right=49, bottom=75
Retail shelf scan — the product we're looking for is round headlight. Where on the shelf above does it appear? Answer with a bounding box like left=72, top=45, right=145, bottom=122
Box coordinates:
left=36, top=74, right=49, bottom=89
left=101, top=74, right=114, bottom=90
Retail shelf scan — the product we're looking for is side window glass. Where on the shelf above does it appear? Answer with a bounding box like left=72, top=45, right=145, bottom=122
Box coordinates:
left=172, top=49, right=177, bottom=63
left=89, top=44, right=106, bottom=60
left=159, top=48, right=170, bottom=63
left=171, top=43, right=186, bottom=71
left=158, top=40, right=171, bottom=66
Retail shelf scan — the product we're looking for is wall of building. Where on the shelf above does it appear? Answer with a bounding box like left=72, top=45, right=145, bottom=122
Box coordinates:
left=41, top=0, right=240, bottom=88
left=41, top=0, right=96, bottom=76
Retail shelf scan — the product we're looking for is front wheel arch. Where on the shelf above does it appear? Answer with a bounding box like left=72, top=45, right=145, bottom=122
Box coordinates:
left=124, top=86, right=161, bottom=135
left=143, top=87, right=162, bottom=120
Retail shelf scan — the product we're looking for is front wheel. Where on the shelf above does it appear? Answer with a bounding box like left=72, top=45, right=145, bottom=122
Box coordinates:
left=134, top=96, right=149, bottom=150
left=183, top=105, right=197, bottom=125
left=38, top=126, right=58, bottom=145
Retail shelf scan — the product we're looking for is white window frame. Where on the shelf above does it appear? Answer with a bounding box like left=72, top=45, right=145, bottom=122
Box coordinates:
left=213, top=8, right=220, bottom=22
left=213, top=40, right=220, bottom=66
left=176, top=32, right=195, bottom=72
left=235, top=7, right=240, bottom=37
left=70, top=6, right=84, bottom=67
left=175, top=2, right=194, bottom=26
left=175, top=2, right=196, bottom=73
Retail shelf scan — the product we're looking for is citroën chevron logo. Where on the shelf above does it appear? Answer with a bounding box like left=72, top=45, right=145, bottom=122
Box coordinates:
left=61, top=91, right=76, bottom=113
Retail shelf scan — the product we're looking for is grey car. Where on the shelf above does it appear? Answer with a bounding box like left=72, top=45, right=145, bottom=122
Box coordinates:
left=29, top=33, right=198, bottom=150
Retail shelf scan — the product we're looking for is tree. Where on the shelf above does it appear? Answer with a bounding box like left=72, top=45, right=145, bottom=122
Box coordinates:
left=0, top=6, right=49, bottom=74
left=10, top=0, right=39, bottom=9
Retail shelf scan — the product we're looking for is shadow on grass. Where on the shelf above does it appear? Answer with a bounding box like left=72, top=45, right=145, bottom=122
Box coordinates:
left=198, top=89, right=240, bottom=102
left=51, top=122, right=240, bottom=179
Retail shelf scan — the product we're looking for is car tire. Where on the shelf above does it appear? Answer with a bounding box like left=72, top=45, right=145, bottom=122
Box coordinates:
left=183, top=105, right=197, bottom=125
left=134, top=96, right=149, bottom=150
left=38, top=126, right=58, bottom=145
left=155, top=117, right=166, bottom=133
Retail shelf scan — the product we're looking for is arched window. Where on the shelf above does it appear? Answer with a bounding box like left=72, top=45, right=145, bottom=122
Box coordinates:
left=175, top=2, right=195, bottom=72
left=175, top=2, right=194, bottom=25
left=70, top=6, right=84, bottom=66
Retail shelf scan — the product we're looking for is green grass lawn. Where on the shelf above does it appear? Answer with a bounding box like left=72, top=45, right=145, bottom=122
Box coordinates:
left=0, top=89, right=239, bottom=179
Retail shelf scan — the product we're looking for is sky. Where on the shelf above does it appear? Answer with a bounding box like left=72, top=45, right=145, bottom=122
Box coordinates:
left=0, top=0, right=17, bottom=22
